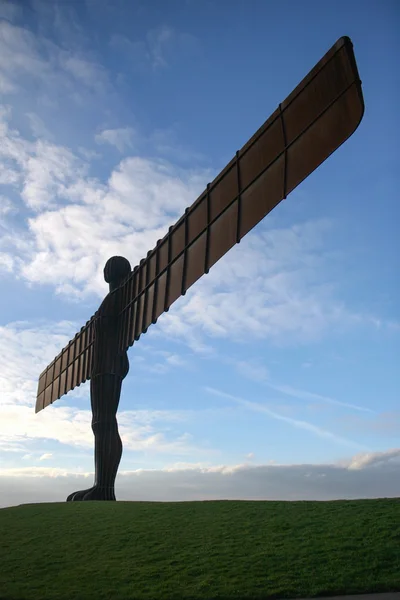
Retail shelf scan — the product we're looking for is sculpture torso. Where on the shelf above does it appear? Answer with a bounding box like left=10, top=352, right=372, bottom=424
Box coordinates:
left=91, top=290, right=129, bottom=379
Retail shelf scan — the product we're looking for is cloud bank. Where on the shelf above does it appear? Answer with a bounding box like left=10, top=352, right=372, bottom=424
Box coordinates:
left=1, top=449, right=399, bottom=508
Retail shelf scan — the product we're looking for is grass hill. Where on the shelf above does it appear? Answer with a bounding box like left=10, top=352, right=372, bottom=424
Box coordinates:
left=0, top=499, right=399, bottom=600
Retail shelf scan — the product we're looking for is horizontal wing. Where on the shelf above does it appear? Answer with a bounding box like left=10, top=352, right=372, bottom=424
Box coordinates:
left=35, top=36, right=364, bottom=413
left=116, top=36, right=364, bottom=353
left=35, top=316, right=96, bottom=413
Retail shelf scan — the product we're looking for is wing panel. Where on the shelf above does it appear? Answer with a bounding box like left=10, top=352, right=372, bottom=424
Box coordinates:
left=78, top=327, right=87, bottom=385
left=43, top=384, right=52, bottom=409
left=85, top=342, right=93, bottom=382
left=35, top=317, right=95, bottom=412
left=72, top=336, right=80, bottom=391
left=143, top=282, right=155, bottom=332
left=158, top=240, right=169, bottom=273
left=209, top=166, right=237, bottom=221
left=239, top=114, right=284, bottom=191
left=51, top=376, right=60, bottom=404
left=208, top=201, right=239, bottom=270
left=286, top=85, right=363, bottom=195
left=240, top=155, right=285, bottom=239
left=37, top=372, right=46, bottom=396
left=45, top=363, right=54, bottom=389
left=154, top=271, right=167, bottom=324
left=54, top=355, right=62, bottom=380
left=35, top=391, right=44, bottom=413
left=283, top=46, right=353, bottom=146
left=127, top=269, right=139, bottom=347
left=166, top=254, right=184, bottom=309
left=61, top=348, right=68, bottom=373
left=171, top=221, right=185, bottom=262
left=66, top=364, right=74, bottom=395
left=134, top=263, right=146, bottom=341
left=188, top=195, right=207, bottom=241
left=59, top=368, right=67, bottom=399
left=185, top=231, right=207, bottom=291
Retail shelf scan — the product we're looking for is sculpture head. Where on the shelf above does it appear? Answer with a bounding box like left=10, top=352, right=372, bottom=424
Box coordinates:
left=104, top=256, right=131, bottom=292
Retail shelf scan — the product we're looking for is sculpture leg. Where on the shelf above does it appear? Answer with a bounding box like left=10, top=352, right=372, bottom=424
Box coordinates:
left=67, top=374, right=123, bottom=502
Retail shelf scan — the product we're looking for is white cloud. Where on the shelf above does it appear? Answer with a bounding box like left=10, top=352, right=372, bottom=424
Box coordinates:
left=265, top=382, right=374, bottom=414
left=0, top=19, right=109, bottom=101
left=78, top=146, right=101, bottom=160
left=346, top=448, right=400, bottom=470
left=233, top=359, right=269, bottom=383
left=128, top=348, right=191, bottom=376
left=165, top=353, right=187, bottom=367
left=227, top=357, right=374, bottom=414
left=146, top=26, right=174, bottom=68
left=0, top=316, right=390, bottom=490
left=1, top=403, right=93, bottom=452
left=0, top=320, right=78, bottom=408
left=110, top=26, right=199, bottom=71
left=1, top=449, right=399, bottom=507
left=18, top=154, right=208, bottom=297
left=0, top=252, right=13, bottom=272
left=95, top=127, right=135, bottom=153
left=149, top=126, right=207, bottom=164
left=39, top=453, right=52, bottom=461
left=153, top=219, right=370, bottom=348
left=59, top=54, right=108, bottom=94
left=1, top=400, right=211, bottom=460
left=23, top=140, right=85, bottom=209
left=0, top=319, right=217, bottom=462
left=205, top=386, right=368, bottom=451
left=0, top=194, right=16, bottom=216
left=0, top=21, right=46, bottom=94
left=1, top=100, right=394, bottom=347
left=0, top=105, right=211, bottom=297
left=0, top=106, right=86, bottom=210
left=26, top=112, right=54, bottom=140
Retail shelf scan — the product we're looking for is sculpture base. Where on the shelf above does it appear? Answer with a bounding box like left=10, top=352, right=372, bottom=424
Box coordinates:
left=66, top=486, right=116, bottom=501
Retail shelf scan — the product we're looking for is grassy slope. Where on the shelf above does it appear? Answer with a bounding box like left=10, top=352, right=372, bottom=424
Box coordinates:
left=0, top=499, right=399, bottom=600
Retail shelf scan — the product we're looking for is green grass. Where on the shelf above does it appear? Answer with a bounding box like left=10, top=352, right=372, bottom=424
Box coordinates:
left=0, top=499, right=399, bottom=600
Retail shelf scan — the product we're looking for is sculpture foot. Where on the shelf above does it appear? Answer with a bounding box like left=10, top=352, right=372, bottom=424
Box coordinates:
left=66, top=486, right=116, bottom=501
left=82, top=486, right=116, bottom=501
left=66, top=487, right=94, bottom=502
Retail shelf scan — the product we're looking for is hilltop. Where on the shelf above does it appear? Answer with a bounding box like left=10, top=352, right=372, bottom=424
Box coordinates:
left=0, top=499, right=399, bottom=600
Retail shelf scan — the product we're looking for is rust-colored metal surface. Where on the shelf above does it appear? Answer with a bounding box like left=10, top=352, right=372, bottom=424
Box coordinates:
left=36, top=36, right=364, bottom=413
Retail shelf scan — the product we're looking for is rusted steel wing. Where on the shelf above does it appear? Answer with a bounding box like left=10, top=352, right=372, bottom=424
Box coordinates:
left=115, top=35, right=364, bottom=352
left=35, top=317, right=95, bottom=412
left=35, top=36, right=364, bottom=413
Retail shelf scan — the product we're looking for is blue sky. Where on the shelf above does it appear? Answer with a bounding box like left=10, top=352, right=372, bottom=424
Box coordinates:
left=0, top=0, right=399, bottom=507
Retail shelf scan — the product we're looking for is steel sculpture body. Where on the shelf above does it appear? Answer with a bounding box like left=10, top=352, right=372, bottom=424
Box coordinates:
left=35, top=37, right=364, bottom=501
left=66, top=256, right=131, bottom=501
